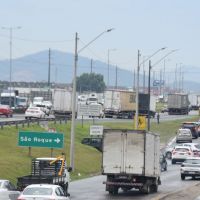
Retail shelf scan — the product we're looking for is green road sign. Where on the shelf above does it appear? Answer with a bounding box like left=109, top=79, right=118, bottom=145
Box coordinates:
left=18, top=131, right=64, bottom=148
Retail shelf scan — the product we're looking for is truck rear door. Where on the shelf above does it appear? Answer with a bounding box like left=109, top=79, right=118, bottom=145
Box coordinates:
left=124, top=131, right=144, bottom=174
left=102, top=130, right=122, bottom=174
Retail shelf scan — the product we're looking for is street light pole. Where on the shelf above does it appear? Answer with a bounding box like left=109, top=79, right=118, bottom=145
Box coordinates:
left=135, top=50, right=140, bottom=129
left=147, top=49, right=179, bottom=131
left=135, top=47, right=167, bottom=129
left=147, top=60, right=151, bottom=131
left=107, top=48, right=116, bottom=87
left=70, top=29, right=114, bottom=171
left=2, top=26, right=21, bottom=107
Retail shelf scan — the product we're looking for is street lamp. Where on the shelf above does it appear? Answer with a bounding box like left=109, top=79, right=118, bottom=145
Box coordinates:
left=107, top=48, right=116, bottom=87
left=70, top=29, right=114, bottom=171
left=135, top=47, right=167, bottom=129
left=2, top=26, right=21, bottom=107
left=147, top=49, right=179, bottom=131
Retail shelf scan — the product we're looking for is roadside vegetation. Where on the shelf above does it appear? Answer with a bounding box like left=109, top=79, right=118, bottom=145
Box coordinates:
left=0, top=116, right=199, bottom=184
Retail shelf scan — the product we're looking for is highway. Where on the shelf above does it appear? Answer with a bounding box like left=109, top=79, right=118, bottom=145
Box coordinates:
left=69, top=135, right=200, bottom=200
left=1, top=110, right=198, bottom=123
left=69, top=162, right=198, bottom=200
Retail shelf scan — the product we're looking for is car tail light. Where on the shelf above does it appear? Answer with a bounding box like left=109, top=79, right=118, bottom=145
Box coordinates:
left=188, top=151, right=192, bottom=155
left=17, top=198, right=26, bottom=200
left=172, top=150, right=176, bottom=155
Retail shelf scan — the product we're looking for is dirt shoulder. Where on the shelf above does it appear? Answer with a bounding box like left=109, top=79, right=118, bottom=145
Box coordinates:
left=159, top=182, right=200, bottom=200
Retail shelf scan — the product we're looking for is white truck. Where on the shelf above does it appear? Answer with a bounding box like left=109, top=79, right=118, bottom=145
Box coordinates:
left=102, top=129, right=160, bottom=194
left=52, top=89, right=74, bottom=118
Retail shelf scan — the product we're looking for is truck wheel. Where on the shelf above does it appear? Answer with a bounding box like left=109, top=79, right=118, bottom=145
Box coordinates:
left=151, top=184, right=158, bottom=193
left=172, top=159, right=176, bottom=164
left=166, top=152, right=172, bottom=159
left=141, top=184, right=150, bottom=194
left=181, top=174, right=185, bottom=180
left=108, top=186, right=118, bottom=195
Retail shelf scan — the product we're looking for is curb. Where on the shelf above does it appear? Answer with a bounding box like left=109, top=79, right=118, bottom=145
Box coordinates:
left=151, top=182, right=200, bottom=200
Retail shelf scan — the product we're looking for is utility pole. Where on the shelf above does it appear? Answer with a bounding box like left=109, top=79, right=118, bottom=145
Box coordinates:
left=115, top=65, right=118, bottom=89
left=70, top=32, right=78, bottom=171
left=90, top=59, right=93, bottom=73
left=147, top=60, right=151, bottom=131
left=70, top=28, right=114, bottom=171
left=133, top=69, right=136, bottom=90
left=175, top=64, right=177, bottom=92
left=48, top=48, right=51, bottom=99
left=135, top=50, right=140, bottom=129
left=2, top=26, right=21, bottom=107
left=143, top=56, right=146, bottom=93
left=159, top=69, right=162, bottom=95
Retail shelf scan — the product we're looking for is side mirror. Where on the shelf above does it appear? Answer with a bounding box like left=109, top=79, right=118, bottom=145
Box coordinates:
left=68, top=167, right=72, bottom=172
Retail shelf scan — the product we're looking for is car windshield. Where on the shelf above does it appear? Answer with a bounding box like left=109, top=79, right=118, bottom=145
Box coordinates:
left=185, top=159, right=200, bottom=164
left=23, top=187, right=53, bottom=195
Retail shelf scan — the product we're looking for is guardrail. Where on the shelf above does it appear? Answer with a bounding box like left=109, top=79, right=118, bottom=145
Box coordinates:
left=0, top=118, right=67, bottom=129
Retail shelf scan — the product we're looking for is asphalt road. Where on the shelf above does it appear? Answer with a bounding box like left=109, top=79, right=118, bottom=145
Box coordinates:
left=0, top=110, right=198, bottom=123
left=69, top=161, right=198, bottom=200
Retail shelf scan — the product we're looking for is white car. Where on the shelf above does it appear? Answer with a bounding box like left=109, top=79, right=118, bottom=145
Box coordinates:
left=165, top=143, right=200, bottom=159
left=180, top=157, right=200, bottom=180
left=17, top=184, right=69, bottom=200
left=172, top=146, right=193, bottom=164
left=0, top=179, right=20, bottom=200
left=25, top=107, right=46, bottom=119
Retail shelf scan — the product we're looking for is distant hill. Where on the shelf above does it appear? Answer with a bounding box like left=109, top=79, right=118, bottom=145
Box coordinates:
left=0, top=49, right=199, bottom=92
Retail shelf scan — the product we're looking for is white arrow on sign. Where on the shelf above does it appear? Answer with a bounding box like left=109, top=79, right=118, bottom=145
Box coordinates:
left=54, top=138, right=61, bottom=143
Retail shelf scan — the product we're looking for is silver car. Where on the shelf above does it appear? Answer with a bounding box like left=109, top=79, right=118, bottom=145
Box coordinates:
left=0, top=179, right=20, bottom=200
left=176, top=128, right=192, bottom=143
left=180, top=157, right=200, bottom=180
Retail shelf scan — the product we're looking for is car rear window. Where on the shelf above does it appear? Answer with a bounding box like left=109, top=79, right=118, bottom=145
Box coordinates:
left=175, top=148, right=189, bottom=152
left=185, top=159, right=200, bottom=164
left=23, top=187, right=52, bottom=195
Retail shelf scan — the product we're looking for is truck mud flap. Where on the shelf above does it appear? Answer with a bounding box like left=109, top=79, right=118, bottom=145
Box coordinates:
left=103, top=181, right=143, bottom=187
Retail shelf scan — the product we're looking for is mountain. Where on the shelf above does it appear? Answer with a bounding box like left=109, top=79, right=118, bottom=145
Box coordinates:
left=0, top=49, right=200, bottom=92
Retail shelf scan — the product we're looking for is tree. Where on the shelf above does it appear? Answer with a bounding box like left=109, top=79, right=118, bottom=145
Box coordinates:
left=76, top=73, right=106, bottom=93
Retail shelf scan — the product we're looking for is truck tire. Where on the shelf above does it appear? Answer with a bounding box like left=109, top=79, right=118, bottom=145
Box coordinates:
left=166, top=152, right=172, bottom=159
left=108, top=187, right=118, bottom=195
left=181, top=174, right=185, bottom=180
left=151, top=184, right=158, bottom=193
left=172, top=159, right=176, bottom=164
left=140, top=184, right=150, bottom=194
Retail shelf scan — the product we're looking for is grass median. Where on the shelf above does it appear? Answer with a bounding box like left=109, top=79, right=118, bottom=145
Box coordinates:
left=0, top=115, right=199, bottom=184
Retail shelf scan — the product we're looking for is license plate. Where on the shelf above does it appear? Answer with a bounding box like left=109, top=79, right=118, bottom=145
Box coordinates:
left=188, top=171, right=195, bottom=174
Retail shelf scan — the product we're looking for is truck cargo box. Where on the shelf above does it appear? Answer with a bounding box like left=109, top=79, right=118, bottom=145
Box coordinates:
left=102, top=129, right=160, bottom=177
left=168, top=94, right=189, bottom=109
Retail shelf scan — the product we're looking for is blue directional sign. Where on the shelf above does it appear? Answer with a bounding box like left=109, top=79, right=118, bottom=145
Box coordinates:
left=18, top=131, right=64, bottom=149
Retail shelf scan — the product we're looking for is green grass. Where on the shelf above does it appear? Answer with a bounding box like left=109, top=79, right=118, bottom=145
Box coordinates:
left=156, top=102, right=167, bottom=112
left=0, top=116, right=199, bottom=184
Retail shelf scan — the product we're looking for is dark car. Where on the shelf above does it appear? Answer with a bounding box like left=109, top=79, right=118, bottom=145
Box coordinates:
left=160, top=153, right=167, bottom=172
left=182, top=122, right=198, bottom=139
left=81, top=137, right=102, bottom=152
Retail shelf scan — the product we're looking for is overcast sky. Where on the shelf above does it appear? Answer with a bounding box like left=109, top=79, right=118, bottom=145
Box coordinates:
left=0, top=0, right=199, bottom=72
